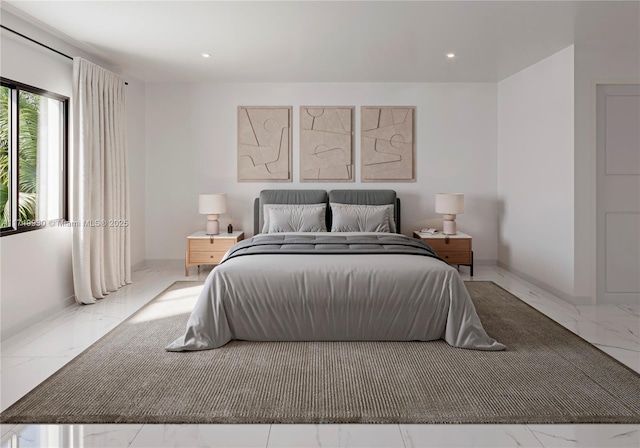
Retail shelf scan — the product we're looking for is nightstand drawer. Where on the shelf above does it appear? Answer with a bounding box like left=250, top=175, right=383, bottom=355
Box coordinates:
left=189, top=251, right=227, bottom=264
left=438, top=251, right=472, bottom=264
left=189, top=239, right=236, bottom=252
left=413, top=231, right=473, bottom=276
left=186, top=231, right=244, bottom=276
left=427, top=238, right=471, bottom=253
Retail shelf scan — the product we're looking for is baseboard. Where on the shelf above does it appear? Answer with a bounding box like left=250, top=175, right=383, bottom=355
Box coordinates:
left=497, top=261, right=591, bottom=306
left=475, top=259, right=497, bottom=266
left=1, top=294, right=77, bottom=341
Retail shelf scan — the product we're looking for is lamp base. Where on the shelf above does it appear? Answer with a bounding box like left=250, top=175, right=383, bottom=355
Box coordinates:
left=205, top=214, right=220, bottom=235
left=442, top=214, right=457, bottom=235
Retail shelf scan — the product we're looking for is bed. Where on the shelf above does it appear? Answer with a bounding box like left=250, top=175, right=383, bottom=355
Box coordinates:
left=166, top=189, right=504, bottom=352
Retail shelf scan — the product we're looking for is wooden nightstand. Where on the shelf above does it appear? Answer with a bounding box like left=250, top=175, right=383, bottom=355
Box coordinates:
left=413, top=230, right=474, bottom=276
left=185, top=231, right=244, bottom=276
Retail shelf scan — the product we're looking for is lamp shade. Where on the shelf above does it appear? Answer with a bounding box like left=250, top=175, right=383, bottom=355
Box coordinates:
left=199, top=193, right=227, bottom=215
left=435, top=193, right=464, bottom=214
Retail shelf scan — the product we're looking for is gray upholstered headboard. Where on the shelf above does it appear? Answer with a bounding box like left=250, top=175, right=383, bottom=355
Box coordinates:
left=254, top=189, right=401, bottom=234
left=254, top=190, right=328, bottom=234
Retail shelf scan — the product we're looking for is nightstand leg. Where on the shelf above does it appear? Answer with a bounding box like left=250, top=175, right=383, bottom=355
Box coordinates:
left=471, top=251, right=474, bottom=277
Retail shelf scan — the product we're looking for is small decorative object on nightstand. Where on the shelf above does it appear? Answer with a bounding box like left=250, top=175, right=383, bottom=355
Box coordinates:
left=185, top=231, right=244, bottom=276
left=414, top=230, right=473, bottom=276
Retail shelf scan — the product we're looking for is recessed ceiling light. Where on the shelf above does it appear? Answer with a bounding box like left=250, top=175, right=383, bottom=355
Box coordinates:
left=447, top=53, right=456, bottom=59
left=201, top=53, right=211, bottom=58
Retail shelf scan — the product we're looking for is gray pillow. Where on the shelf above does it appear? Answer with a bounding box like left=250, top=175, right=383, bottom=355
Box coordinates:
left=262, top=203, right=327, bottom=233
left=381, top=204, right=397, bottom=233
left=267, top=204, right=327, bottom=233
left=330, top=203, right=392, bottom=233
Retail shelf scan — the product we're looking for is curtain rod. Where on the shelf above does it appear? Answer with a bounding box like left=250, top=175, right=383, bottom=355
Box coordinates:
left=1, top=24, right=129, bottom=85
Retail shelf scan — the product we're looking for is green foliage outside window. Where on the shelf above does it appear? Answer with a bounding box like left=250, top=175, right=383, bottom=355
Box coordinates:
left=0, top=87, right=41, bottom=228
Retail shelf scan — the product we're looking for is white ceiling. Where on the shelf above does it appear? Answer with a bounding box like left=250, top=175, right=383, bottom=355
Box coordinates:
left=3, top=1, right=639, bottom=83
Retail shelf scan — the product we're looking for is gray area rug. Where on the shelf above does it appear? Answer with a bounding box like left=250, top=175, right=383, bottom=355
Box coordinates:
left=2, top=281, right=639, bottom=424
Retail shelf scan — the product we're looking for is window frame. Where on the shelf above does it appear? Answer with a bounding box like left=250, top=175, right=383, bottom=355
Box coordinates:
left=0, top=78, right=69, bottom=237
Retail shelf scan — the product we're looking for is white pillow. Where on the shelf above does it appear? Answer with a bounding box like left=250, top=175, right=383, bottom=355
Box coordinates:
left=330, top=203, right=396, bottom=233
left=263, top=204, right=327, bottom=233
left=330, top=203, right=393, bottom=233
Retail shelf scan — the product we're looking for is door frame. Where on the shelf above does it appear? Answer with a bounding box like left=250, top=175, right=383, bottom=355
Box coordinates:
left=594, top=81, right=640, bottom=304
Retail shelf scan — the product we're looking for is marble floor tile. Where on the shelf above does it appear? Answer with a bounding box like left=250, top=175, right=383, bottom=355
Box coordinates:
left=0, top=430, right=18, bottom=448
left=2, top=313, right=122, bottom=358
left=0, top=425, right=143, bottom=448
left=569, top=321, right=640, bottom=353
left=334, top=424, right=405, bottom=448
left=617, top=304, right=640, bottom=317
left=400, top=424, right=542, bottom=448
left=267, top=424, right=340, bottom=447
left=0, top=425, right=15, bottom=437
left=593, top=342, right=640, bottom=360
left=528, top=424, right=640, bottom=448
left=575, top=304, right=639, bottom=323
left=1, top=356, right=77, bottom=410
left=267, top=424, right=406, bottom=448
left=77, top=424, right=144, bottom=448
left=0, top=425, right=66, bottom=448
left=128, top=424, right=270, bottom=448
left=1, top=317, right=74, bottom=358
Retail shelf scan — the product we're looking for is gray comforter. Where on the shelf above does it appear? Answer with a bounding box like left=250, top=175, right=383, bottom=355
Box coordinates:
left=166, top=232, right=505, bottom=351
left=223, top=233, right=443, bottom=261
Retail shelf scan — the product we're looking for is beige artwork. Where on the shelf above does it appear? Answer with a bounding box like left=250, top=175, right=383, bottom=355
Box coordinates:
left=300, top=106, right=354, bottom=182
left=237, top=106, right=292, bottom=182
left=361, top=106, right=415, bottom=182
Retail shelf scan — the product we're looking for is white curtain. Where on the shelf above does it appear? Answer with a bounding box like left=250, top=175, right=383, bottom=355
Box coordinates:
left=72, top=57, right=131, bottom=304
left=36, top=98, right=63, bottom=221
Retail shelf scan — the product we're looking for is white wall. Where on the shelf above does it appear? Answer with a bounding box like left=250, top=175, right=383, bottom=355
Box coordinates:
left=0, top=29, right=76, bottom=339
left=145, top=82, right=498, bottom=261
left=497, top=46, right=575, bottom=299
left=0, top=10, right=146, bottom=338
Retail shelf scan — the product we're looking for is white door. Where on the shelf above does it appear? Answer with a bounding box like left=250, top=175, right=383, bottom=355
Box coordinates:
left=596, top=84, right=640, bottom=304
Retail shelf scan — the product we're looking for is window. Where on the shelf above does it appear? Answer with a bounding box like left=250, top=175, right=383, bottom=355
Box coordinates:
left=0, top=78, right=68, bottom=236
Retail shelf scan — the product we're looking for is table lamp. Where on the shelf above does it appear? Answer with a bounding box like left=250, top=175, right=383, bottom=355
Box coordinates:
left=199, top=193, right=227, bottom=235
left=435, top=193, right=464, bottom=235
